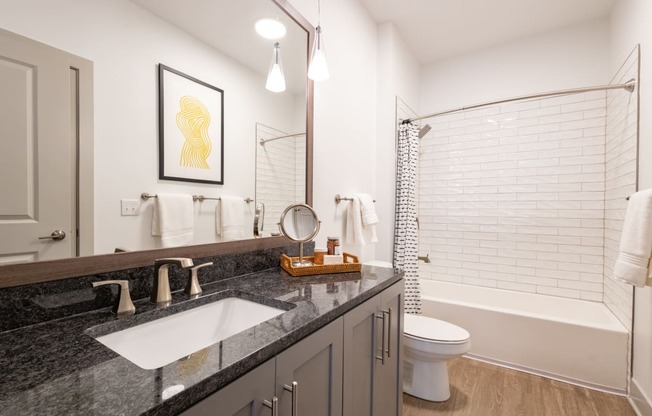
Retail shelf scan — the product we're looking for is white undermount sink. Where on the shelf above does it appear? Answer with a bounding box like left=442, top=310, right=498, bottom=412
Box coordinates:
left=94, top=297, right=286, bottom=370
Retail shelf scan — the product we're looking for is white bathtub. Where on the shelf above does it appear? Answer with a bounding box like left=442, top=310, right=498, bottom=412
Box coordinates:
left=419, top=280, right=629, bottom=393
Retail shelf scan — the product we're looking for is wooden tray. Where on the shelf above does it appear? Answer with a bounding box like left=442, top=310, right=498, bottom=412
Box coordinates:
left=280, top=252, right=362, bottom=277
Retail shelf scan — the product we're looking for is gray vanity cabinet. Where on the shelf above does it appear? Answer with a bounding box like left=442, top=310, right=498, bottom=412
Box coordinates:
left=179, top=281, right=403, bottom=416
left=342, top=280, right=404, bottom=416
left=180, top=358, right=276, bottom=416
left=276, top=318, right=344, bottom=416
left=180, top=318, right=343, bottom=416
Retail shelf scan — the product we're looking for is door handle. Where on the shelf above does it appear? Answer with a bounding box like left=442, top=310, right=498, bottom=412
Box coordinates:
left=38, top=230, right=66, bottom=241
left=262, top=396, right=278, bottom=416
left=385, top=308, right=392, bottom=358
left=375, top=312, right=386, bottom=364
left=283, top=381, right=298, bottom=416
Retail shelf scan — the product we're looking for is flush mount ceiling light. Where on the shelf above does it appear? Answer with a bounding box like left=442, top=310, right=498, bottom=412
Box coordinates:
left=266, top=42, right=286, bottom=93
left=308, top=0, right=329, bottom=81
left=255, top=18, right=286, bottom=40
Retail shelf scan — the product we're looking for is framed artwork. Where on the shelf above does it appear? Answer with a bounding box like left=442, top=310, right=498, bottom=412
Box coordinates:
left=158, top=64, right=224, bottom=184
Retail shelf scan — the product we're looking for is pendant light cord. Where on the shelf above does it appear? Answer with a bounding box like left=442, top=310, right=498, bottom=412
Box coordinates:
left=317, top=0, right=321, bottom=27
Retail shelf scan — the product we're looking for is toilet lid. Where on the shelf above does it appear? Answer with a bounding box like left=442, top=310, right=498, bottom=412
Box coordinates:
left=404, top=314, right=469, bottom=342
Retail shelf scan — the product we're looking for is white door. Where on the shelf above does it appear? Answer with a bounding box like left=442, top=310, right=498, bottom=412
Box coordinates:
left=0, top=30, right=75, bottom=264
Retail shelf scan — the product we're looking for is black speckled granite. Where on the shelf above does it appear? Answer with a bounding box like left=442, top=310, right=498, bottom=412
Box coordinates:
left=0, top=264, right=403, bottom=416
left=0, top=243, right=310, bottom=332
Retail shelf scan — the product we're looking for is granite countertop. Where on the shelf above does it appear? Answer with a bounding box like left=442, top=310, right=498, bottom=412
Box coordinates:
left=0, top=265, right=403, bottom=416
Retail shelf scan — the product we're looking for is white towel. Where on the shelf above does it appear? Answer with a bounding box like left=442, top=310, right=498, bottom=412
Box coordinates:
left=344, top=196, right=378, bottom=246
left=355, top=193, right=378, bottom=226
left=216, top=196, right=245, bottom=240
left=151, top=193, right=194, bottom=248
left=613, top=188, right=652, bottom=287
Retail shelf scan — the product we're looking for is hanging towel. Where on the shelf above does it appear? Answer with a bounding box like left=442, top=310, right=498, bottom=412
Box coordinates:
left=613, top=188, right=652, bottom=287
left=216, top=196, right=245, bottom=240
left=356, top=193, right=378, bottom=226
left=344, top=196, right=378, bottom=246
left=151, top=193, right=194, bottom=248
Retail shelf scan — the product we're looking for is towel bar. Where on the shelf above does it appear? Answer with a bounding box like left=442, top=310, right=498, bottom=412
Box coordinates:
left=335, top=194, right=376, bottom=204
left=141, top=192, right=252, bottom=203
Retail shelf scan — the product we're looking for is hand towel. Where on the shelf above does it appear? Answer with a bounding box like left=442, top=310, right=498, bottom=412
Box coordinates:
left=151, top=193, right=194, bottom=248
left=216, top=196, right=245, bottom=241
left=613, top=188, right=652, bottom=287
left=344, top=196, right=378, bottom=246
left=355, top=193, right=378, bottom=226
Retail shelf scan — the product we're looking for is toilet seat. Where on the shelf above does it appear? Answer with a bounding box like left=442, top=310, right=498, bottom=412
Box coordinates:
left=404, top=314, right=469, bottom=344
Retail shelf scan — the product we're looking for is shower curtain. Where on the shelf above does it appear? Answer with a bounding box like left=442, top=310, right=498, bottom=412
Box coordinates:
left=394, top=121, right=421, bottom=314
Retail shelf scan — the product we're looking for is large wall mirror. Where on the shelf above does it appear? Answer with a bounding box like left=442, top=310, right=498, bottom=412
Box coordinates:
left=0, top=0, right=313, bottom=287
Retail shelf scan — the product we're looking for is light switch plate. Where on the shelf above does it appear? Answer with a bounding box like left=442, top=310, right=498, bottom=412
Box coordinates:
left=121, top=199, right=140, bottom=216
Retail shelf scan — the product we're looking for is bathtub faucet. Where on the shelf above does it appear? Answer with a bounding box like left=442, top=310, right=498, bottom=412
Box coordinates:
left=418, top=254, right=431, bottom=264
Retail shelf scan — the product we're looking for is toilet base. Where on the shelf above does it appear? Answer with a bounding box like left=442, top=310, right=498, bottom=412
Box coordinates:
left=403, top=356, right=451, bottom=402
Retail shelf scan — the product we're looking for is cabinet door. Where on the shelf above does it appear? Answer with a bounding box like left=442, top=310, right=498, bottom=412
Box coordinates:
left=373, top=281, right=404, bottom=416
left=342, top=296, right=378, bottom=416
left=276, top=318, right=343, bottom=416
left=179, top=358, right=275, bottom=416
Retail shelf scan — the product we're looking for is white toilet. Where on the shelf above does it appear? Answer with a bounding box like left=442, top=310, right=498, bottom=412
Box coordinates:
left=364, top=260, right=471, bottom=402
left=403, top=314, right=471, bottom=402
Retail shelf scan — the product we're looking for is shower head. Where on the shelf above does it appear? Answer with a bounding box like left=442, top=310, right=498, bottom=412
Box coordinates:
left=418, top=124, right=432, bottom=139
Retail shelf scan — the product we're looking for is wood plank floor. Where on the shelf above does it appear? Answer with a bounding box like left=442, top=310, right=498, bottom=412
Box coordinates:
left=402, top=358, right=636, bottom=416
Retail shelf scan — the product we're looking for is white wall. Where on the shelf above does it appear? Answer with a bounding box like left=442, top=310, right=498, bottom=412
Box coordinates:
left=289, top=0, right=380, bottom=261
left=610, top=0, right=652, bottom=412
left=420, top=19, right=611, bottom=113
left=375, top=22, right=421, bottom=263
left=0, top=0, right=299, bottom=253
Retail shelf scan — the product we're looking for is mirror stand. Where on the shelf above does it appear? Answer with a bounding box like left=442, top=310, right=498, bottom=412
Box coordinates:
left=278, top=204, right=320, bottom=268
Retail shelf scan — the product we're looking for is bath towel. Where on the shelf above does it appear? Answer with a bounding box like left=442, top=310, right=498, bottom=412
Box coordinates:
left=344, top=195, right=378, bottom=246
left=216, top=196, right=245, bottom=240
left=151, top=193, right=194, bottom=248
left=613, top=188, right=652, bottom=287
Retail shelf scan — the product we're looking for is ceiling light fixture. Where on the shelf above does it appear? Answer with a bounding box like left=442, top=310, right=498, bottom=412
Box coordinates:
left=308, top=0, right=329, bottom=81
left=255, top=18, right=286, bottom=40
left=266, top=42, right=286, bottom=93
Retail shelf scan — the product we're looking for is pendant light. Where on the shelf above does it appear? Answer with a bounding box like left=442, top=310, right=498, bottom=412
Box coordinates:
left=308, top=0, right=329, bottom=81
left=266, top=42, right=286, bottom=93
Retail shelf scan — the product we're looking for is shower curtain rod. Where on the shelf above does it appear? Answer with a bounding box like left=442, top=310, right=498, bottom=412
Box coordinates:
left=402, top=78, right=636, bottom=123
left=259, top=132, right=305, bottom=145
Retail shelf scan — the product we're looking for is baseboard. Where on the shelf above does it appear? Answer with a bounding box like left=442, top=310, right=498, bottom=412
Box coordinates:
left=630, top=378, right=652, bottom=416
left=464, top=353, right=627, bottom=396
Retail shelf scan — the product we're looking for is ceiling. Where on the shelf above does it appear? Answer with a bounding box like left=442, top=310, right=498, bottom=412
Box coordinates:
left=359, top=0, right=619, bottom=63
left=131, top=0, right=308, bottom=94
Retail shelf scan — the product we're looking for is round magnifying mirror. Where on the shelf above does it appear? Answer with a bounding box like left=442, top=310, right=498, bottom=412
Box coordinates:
left=278, top=204, right=320, bottom=267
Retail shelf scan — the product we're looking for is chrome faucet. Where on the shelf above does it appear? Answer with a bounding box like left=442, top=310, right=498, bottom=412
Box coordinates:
left=152, top=258, right=194, bottom=305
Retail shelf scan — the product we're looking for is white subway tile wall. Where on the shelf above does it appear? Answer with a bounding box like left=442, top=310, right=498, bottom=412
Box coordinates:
left=603, top=49, right=639, bottom=330
left=255, top=123, right=306, bottom=233
left=418, top=91, right=609, bottom=301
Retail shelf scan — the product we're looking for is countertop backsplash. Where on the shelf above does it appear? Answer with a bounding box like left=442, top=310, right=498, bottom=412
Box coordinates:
left=0, top=242, right=311, bottom=332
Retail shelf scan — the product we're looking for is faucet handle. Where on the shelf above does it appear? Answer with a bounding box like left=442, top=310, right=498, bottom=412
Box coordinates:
left=92, top=280, right=136, bottom=316
left=185, top=262, right=213, bottom=296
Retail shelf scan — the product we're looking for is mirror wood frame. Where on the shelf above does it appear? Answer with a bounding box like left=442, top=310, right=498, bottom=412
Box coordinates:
left=0, top=0, right=314, bottom=288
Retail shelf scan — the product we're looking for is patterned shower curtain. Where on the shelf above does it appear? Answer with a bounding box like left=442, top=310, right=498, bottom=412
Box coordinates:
left=394, top=121, right=421, bottom=314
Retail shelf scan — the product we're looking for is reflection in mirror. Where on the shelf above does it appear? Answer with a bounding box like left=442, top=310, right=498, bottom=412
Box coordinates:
left=0, top=0, right=312, bottom=273
left=278, top=204, right=319, bottom=267
left=255, top=123, right=307, bottom=236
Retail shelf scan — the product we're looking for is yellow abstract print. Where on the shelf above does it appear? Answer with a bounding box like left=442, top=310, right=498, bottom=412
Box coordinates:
left=176, top=96, right=212, bottom=169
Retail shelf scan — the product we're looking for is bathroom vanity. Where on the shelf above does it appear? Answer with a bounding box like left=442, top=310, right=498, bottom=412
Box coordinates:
left=0, top=252, right=404, bottom=416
